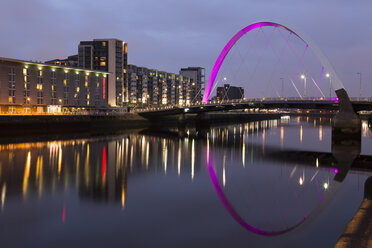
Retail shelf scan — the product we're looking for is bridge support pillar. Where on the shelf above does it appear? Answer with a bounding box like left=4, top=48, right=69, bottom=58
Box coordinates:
left=331, top=134, right=361, bottom=182
left=332, top=88, right=361, bottom=143
left=331, top=89, right=361, bottom=182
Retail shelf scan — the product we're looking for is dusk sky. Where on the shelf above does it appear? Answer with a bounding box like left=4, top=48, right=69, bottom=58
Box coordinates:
left=1, top=0, right=371, bottom=97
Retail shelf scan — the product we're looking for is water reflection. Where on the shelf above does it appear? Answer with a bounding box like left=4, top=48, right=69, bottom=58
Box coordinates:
left=0, top=116, right=371, bottom=245
left=204, top=117, right=367, bottom=236
left=0, top=134, right=206, bottom=208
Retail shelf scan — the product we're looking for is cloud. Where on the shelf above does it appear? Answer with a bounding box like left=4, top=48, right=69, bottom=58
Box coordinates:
left=0, top=0, right=371, bottom=96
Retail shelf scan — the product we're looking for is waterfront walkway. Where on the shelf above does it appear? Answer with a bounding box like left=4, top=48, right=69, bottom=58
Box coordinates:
left=334, top=178, right=372, bottom=247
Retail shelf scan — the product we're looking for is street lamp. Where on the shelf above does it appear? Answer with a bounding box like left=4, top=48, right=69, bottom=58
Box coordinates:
left=326, top=73, right=331, bottom=98
left=357, top=72, right=362, bottom=98
left=280, top=78, right=284, bottom=98
left=301, top=74, right=307, bottom=97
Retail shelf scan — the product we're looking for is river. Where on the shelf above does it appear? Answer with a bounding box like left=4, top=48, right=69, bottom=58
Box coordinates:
left=0, top=116, right=371, bottom=247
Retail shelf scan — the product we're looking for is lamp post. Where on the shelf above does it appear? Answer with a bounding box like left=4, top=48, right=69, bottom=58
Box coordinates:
left=280, top=78, right=284, bottom=98
left=357, top=72, right=362, bottom=98
left=301, top=74, right=307, bottom=98
left=326, top=73, right=331, bottom=98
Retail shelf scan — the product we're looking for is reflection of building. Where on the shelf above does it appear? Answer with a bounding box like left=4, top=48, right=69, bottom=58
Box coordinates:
left=216, top=84, right=244, bottom=101
left=79, top=143, right=127, bottom=204
left=179, top=67, right=205, bottom=103
left=0, top=133, right=201, bottom=209
left=0, top=57, right=109, bottom=113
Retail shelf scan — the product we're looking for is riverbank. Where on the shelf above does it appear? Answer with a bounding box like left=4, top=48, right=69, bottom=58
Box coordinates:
left=0, top=112, right=281, bottom=141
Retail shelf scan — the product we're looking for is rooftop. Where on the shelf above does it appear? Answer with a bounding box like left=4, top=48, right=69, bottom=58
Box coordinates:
left=0, top=57, right=110, bottom=75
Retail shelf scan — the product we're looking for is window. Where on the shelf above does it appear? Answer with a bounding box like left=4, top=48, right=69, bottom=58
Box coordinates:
left=100, top=61, right=106, bottom=67
left=74, top=74, right=80, bottom=105
left=85, top=75, right=89, bottom=87
left=37, top=69, right=43, bottom=105
left=102, top=41, right=106, bottom=47
left=63, top=72, right=69, bottom=105
left=8, top=67, right=16, bottom=103
left=23, top=67, right=30, bottom=104
left=51, top=70, right=57, bottom=104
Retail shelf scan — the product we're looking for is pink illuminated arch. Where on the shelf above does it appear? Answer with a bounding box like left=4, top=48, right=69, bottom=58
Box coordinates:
left=202, top=21, right=344, bottom=103
left=205, top=148, right=340, bottom=236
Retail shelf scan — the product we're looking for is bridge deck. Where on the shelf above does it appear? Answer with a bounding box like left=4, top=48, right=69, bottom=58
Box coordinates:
left=136, top=98, right=372, bottom=117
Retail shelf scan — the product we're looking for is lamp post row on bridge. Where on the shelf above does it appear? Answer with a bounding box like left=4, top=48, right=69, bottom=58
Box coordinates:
left=301, top=74, right=307, bottom=97
left=357, top=72, right=362, bottom=98
left=326, top=73, right=331, bottom=98
left=280, top=78, right=284, bottom=98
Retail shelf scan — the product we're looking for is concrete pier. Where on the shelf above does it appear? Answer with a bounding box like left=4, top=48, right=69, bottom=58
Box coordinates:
left=332, top=89, right=361, bottom=142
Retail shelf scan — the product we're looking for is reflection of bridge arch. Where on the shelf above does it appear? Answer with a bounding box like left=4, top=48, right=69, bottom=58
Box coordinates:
left=205, top=148, right=341, bottom=236
left=202, top=21, right=345, bottom=103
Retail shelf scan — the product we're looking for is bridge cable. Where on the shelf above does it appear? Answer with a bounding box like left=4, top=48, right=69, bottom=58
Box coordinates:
left=212, top=32, right=246, bottom=103
left=262, top=31, right=293, bottom=98
left=260, top=27, right=305, bottom=99
left=290, top=79, right=303, bottom=98
left=311, top=77, right=325, bottom=98
left=243, top=27, right=277, bottom=100
left=231, top=41, right=261, bottom=101
left=229, top=29, right=262, bottom=101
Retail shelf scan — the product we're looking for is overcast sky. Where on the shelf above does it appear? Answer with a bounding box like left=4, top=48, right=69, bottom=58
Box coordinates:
left=1, top=0, right=371, bottom=97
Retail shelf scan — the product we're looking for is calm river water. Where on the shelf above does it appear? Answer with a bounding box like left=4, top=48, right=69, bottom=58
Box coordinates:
left=0, top=116, right=371, bottom=247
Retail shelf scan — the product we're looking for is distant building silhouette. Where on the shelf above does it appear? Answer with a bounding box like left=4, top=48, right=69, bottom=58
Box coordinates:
left=217, top=84, right=244, bottom=101
left=45, top=55, right=78, bottom=68
left=179, top=67, right=205, bottom=103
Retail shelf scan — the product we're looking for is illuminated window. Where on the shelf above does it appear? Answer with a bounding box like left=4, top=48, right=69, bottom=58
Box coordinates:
left=100, top=57, right=106, bottom=61
left=37, top=68, right=43, bottom=107
left=100, top=61, right=106, bottom=67
left=102, top=41, right=106, bottom=47
left=8, top=67, right=16, bottom=103
left=63, top=72, right=69, bottom=105
left=51, top=70, right=57, bottom=104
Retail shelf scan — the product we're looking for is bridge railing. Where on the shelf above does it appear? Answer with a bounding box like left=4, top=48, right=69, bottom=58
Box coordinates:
left=134, top=97, right=372, bottom=113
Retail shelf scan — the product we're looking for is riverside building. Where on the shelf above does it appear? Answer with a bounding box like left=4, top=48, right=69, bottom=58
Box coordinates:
left=78, top=39, right=128, bottom=107
left=179, top=67, right=205, bottom=103
left=216, top=84, right=244, bottom=101
left=127, top=64, right=191, bottom=106
left=45, top=55, right=78, bottom=67
left=0, top=57, right=110, bottom=114
left=45, top=38, right=204, bottom=108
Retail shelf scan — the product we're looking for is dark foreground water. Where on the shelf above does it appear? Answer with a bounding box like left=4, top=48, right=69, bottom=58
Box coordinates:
left=0, top=116, right=371, bottom=247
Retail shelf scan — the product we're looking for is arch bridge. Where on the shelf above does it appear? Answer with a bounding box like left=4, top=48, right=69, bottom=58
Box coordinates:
left=137, top=21, right=366, bottom=129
